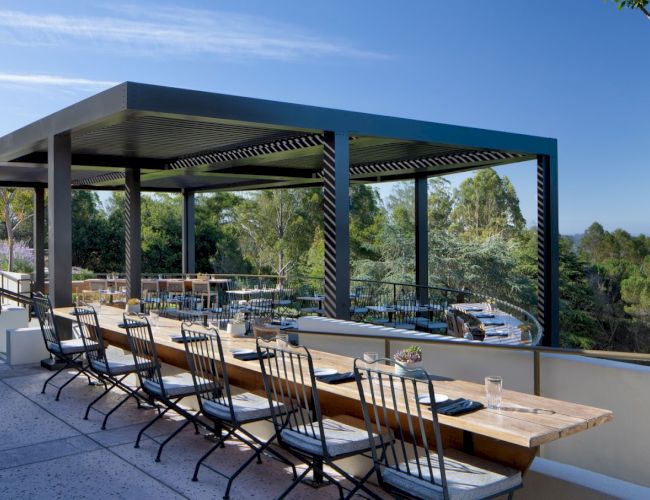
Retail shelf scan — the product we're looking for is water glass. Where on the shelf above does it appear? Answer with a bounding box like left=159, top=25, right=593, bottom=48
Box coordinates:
left=363, top=351, right=378, bottom=367
left=150, top=311, right=160, bottom=328
left=485, top=376, right=503, bottom=409
left=276, top=333, right=288, bottom=349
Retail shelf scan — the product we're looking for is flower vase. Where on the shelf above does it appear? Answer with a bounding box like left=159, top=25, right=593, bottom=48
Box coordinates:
left=125, top=303, right=140, bottom=315
left=395, top=361, right=427, bottom=379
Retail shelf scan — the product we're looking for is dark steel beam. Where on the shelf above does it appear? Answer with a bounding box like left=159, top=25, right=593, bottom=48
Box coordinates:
left=33, top=186, right=45, bottom=294
left=182, top=190, right=196, bottom=275
left=13, top=152, right=168, bottom=170
left=323, top=132, right=350, bottom=320
left=537, top=154, right=560, bottom=347
left=415, top=176, right=428, bottom=304
left=125, top=168, right=142, bottom=299
left=47, top=133, right=73, bottom=308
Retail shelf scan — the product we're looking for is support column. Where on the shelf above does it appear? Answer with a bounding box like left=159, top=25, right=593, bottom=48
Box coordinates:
left=33, top=186, right=45, bottom=294
left=125, top=168, right=141, bottom=299
left=537, top=154, right=560, bottom=347
left=415, top=176, right=429, bottom=304
left=323, top=131, right=350, bottom=319
left=47, top=134, right=72, bottom=307
left=182, top=190, right=196, bottom=275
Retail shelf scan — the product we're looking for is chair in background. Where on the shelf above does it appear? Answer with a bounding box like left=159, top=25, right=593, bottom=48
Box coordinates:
left=414, top=296, right=448, bottom=333
left=181, top=324, right=296, bottom=498
left=248, top=290, right=275, bottom=321
left=32, top=293, right=100, bottom=401
left=123, top=314, right=207, bottom=462
left=192, top=280, right=216, bottom=310
left=354, top=358, right=522, bottom=499
left=387, top=294, right=417, bottom=330
left=81, top=279, right=108, bottom=303
left=75, top=305, right=146, bottom=429
left=141, top=279, right=161, bottom=313
left=350, top=285, right=371, bottom=322
left=257, top=338, right=382, bottom=499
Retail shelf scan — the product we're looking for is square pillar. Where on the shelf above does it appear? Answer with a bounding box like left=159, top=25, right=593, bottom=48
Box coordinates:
left=47, top=134, right=72, bottom=308
left=125, top=168, right=141, bottom=299
left=415, top=176, right=428, bottom=304
left=33, top=186, right=46, bottom=294
left=537, top=154, right=560, bottom=347
left=323, top=131, right=350, bottom=319
left=182, top=190, right=196, bottom=275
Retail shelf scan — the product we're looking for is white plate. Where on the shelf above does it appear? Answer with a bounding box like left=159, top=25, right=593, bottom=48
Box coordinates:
left=417, top=394, right=449, bottom=405
left=314, top=368, right=337, bottom=377
left=229, top=348, right=255, bottom=355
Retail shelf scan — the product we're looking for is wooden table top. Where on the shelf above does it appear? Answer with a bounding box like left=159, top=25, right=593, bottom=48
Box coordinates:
left=55, top=306, right=612, bottom=450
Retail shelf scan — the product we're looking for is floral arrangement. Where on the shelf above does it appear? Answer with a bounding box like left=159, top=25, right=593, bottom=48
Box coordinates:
left=127, top=298, right=140, bottom=305
left=231, top=311, right=246, bottom=325
left=394, top=345, right=423, bottom=365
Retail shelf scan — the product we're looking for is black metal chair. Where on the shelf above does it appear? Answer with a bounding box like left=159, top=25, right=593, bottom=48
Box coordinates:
left=354, top=358, right=523, bottom=500
left=414, top=296, right=449, bottom=333
left=180, top=324, right=296, bottom=499
left=387, top=293, right=417, bottom=330
left=123, top=313, right=207, bottom=462
left=74, top=305, right=146, bottom=429
left=248, top=290, right=275, bottom=320
left=350, top=285, right=371, bottom=322
left=256, top=338, right=382, bottom=500
left=33, top=292, right=100, bottom=401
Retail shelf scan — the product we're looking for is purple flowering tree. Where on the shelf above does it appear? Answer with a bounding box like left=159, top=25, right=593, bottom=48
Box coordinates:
left=0, top=188, right=33, bottom=272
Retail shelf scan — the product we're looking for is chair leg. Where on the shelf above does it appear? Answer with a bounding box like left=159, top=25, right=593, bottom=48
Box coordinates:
left=135, top=406, right=171, bottom=448
left=277, top=463, right=313, bottom=500
left=192, top=428, right=234, bottom=482
left=101, top=391, right=132, bottom=430
left=55, top=368, right=83, bottom=401
left=41, top=364, right=68, bottom=394
left=155, top=419, right=191, bottom=462
left=84, top=378, right=118, bottom=420
left=330, top=461, right=381, bottom=500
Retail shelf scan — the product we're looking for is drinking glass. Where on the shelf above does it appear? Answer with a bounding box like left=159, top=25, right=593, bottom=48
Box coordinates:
left=485, top=376, right=503, bottom=409
left=276, top=333, right=288, bottom=349
left=363, top=351, right=378, bottom=367
left=150, top=311, right=160, bottom=328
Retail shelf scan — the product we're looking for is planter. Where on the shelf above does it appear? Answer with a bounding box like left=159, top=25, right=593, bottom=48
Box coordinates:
left=125, top=303, right=141, bottom=315
left=395, top=361, right=427, bottom=379
left=227, top=322, right=247, bottom=337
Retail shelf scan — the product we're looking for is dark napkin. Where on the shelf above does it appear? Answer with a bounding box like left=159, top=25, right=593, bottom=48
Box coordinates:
left=435, top=398, right=484, bottom=416
left=464, top=307, right=483, bottom=312
left=233, top=351, right=275, bottom=361
left=170, top=334, right=209, bottom=343
left=118, top=321, right=147, bottom=329
left=482, top=321, right=505, bottom=326
left=474, top=313, right=495, bottom=319
left=485, top=331, right=509, bottom=337
left=316, top=371, right=356, bottom=384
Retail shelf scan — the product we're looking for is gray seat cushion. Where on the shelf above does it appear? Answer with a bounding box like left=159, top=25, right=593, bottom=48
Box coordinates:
left=49, top=339, right=98, bottom=355
left=281, top=417, right=382, bottom=458
left=203, top=392, right=284, bottom=423
left=382, top=449, right=522, bottom=500
left=143, top=372, right=211, bottom=398
left=90, top=355, right=139, bottom=375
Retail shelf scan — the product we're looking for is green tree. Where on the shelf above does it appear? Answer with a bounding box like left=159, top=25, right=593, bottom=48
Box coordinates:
left=0, top=188, right=33, bottom=271
left=451, top=169, right=525, bottom=239
left=71, top=190, right=107, bottom=271
left=610, top=0, right=650, bottom=21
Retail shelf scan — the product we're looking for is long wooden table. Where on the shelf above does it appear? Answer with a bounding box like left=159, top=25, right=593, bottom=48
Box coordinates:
left=54, top=306, right=612, bottom=473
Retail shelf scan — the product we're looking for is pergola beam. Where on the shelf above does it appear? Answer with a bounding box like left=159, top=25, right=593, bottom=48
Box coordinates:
left=182, top=190, right=196, bottom=275
left=124, top=168, right=142, bottom=299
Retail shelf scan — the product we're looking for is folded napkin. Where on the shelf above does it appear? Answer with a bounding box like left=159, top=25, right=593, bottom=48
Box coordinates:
left=435, top=398, right=484, bottom=416
left=464, top=307, right=483, bottom=312
left=233, top=351, right=275, bottom=361
left=485, top=331, right=509, bottom=337
left=170, top=334, right=209, bottom=343
left=474, top=313, right=495, bottom=318
left=316, top=371, right=356, bottom=384
left=118, top=321, right=147, bottom=329
left=482, top=321, right=505, bottom=326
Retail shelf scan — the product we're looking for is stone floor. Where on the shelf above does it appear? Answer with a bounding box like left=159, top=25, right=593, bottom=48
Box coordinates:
left=0, top=360, right=384, bottom=499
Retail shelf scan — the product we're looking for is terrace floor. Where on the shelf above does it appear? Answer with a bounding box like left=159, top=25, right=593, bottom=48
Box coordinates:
left=0, top=359, right=382, bottom=499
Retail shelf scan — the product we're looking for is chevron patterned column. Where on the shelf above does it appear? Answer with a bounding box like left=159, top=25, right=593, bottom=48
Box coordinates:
left=125, top=168, right=142, bottom=300
left=182, top=190, right=196, bottom=274
left=537, top=154, right=559, bottom=347
left=322, top=131, right=350, bottom=319
left=415, top=176, right=429, bottom=304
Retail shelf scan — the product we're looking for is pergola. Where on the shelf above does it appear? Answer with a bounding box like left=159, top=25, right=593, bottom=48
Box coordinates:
left=0, top=82, right=559, bottom=346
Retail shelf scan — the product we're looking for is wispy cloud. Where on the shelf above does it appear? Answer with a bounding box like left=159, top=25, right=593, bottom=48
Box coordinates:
left=0, top=6, right=386, bottom=61
left=0, top=73, right=118, bottom=91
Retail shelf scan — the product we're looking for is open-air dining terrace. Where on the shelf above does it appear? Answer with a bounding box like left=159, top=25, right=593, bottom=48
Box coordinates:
left=0, top=82, right=648, bottom=499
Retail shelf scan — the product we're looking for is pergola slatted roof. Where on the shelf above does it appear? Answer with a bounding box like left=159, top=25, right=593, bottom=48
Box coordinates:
left=0, top=81, right=553, bottom=192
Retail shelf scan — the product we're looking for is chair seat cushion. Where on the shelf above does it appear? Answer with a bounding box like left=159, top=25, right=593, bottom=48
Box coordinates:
left=90, top=355, right=139, bottom=375
left=203, top=392, right=284, bottom=423
left=49, top=338, right=98, bottom=355
left=281, top=417, right=382, bottom=458
left=143, top=372, right=212, bottom=398
left=382, top=449, right=522, bottom=500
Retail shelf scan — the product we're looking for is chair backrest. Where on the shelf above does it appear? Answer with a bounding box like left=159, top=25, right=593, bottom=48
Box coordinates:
left=74, top=305, right=106, bottom=367
left=141, top=279, right=159, bottom=293
left=122, top=314, right=164, bottom=391
left=354, top=358, right=449, bottom=499
left=455, top=315, right=466, bottom=338
left=180, top=323, right=231, bottom=417
left=32, top=292, right=60, bottom=348
left=192, top=281, right=209, bottom=294
left=395, top=293, right=417, bottom=325
left=445, top=312, right=457, bottom=336
left=249, top=290, right=275, bottom=319
left=87, top=279, right=108, bottom=291
left=256, top=338, right=329, bottom=456
left=166, top=280, right=185, bottom=294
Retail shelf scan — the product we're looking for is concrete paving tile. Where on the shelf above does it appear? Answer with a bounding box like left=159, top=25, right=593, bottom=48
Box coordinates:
left=0, top=380, right=79, bottom=452
left=0, top=448, right=183, bottom=499
left=0, top=434, right=101, bottom=470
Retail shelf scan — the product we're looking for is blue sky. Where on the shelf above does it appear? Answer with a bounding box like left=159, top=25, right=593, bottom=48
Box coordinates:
left=0, top=1, right=647, bottom=234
